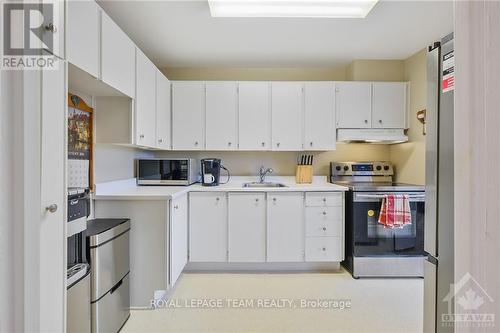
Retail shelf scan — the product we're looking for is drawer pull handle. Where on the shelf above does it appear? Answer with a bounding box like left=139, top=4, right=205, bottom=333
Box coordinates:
left=110, top=279, right=123, bottom=294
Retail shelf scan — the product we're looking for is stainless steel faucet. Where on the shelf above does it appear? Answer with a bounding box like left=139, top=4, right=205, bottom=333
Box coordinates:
left=259, top=166, right=273, bottom=183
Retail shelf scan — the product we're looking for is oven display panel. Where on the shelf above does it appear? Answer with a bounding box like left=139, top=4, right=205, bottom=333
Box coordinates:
left=352, top=164, right=373, bottom=172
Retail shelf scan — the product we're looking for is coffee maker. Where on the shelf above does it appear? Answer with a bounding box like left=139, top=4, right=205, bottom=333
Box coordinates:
left=201, top=158, right=230, bottom=186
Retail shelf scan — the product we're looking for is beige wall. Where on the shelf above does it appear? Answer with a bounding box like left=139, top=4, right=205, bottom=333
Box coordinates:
left=346, top=60, right=405, bottom=81
left=163, top=67, right=347, bottom=81
left=390, top=49, right=427, bottom=185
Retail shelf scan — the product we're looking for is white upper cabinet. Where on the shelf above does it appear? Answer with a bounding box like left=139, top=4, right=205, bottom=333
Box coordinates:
left=135, top=49, right=156, bottom=148
left=336, top=82, right=372, bottom=128
left=238, top=82, right=271, bottom=150
left=206, top=82, right=238, bottom=150
left=304, top=82, right=336, bottom=150
left=101, top=12, right=135, bottom=97
left=189, top=192, right=228, bottom=262
left=372, top=82, right=408, bottom=129
left=67, top=0, right=100, bottom=77
left=267, top=193, right=304, bottom=262
left=271, top=82, right=303, bottom=151
left=172, top=82, right=205, bottom=150
left=156, top=71, right=171, bottom=149
left=228, top=193, right=266, bottom=262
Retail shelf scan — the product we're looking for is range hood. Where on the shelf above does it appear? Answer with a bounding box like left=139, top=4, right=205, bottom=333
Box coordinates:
left=337, top=128, right=408, bottom=144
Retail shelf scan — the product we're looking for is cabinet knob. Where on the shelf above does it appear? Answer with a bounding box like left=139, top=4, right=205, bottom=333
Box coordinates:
left=272, top=198, right=277, bottom=202
left=322, top=247, right=326, bottom=251
left=46, top=204, right=58, bottom=213
left=174, top=205, right=179, bottom=209
left=140, top=134, right=144, bottom=139
left=364, top=120, right=368, bottom=124
left=322, top=198, right=327, bottom=202
left=261, top=142, right=265, bottom=146
left=322, top=211, right=327, bottom=215
left=194, top=141, right=199, bottom=146
left=216, top=197, right=220, bottom=201
left=276, top=142, right=280, bottom=147
left=228, top=142, right=232, bottom=146
left=310, top=142, right=313, bottom=146
left=158, top=138, right=163, bottom=143
left=322, top=227, right=327, bottom=231
left=378, top=119, right=383, bottom=124
left=44, top=23, right=57, bottom=33
left=255, top=198, right=259, bottom=202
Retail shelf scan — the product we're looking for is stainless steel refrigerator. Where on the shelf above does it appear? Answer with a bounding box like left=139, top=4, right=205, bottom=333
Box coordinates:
left=424, top=33, right=455, bottom=333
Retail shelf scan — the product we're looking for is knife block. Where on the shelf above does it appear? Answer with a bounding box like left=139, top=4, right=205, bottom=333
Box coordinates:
left=295, top=165, right=313, bottom=184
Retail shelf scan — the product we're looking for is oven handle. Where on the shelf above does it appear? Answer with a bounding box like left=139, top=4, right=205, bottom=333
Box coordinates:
left=354, top=193, right=425, bottom=202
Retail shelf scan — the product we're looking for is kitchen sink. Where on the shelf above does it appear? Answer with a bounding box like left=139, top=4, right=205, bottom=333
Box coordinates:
left=242, top=182, right=287, bottom=188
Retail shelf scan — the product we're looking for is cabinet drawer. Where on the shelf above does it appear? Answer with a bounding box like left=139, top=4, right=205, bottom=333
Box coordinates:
left=305, top=208, right=342, bottom=237
left=305, top=237, right=342, bottom=262
left=305, top=192, right=342, bottom=207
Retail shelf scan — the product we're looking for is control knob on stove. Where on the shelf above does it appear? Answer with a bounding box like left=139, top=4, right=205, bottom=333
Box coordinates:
left=376, top=165, right=382, bottom=171
left=384, top=165, right=390, bottom=171
left=343, top=165, right=349, bottom=171
left=335, top=165, right=341, bottom=171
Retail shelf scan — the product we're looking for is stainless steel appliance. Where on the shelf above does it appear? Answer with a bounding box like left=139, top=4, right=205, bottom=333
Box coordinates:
left=423, top=33, right=454, bottom=333
left=331, top=161, right=425, bottom=278
left=201, top=158, right=230, bottom=186
left=136, top=158, right=199, bottom=185
left=86, top=218, right=131, bottom=333
left=67, top=188, right=90, bottom=237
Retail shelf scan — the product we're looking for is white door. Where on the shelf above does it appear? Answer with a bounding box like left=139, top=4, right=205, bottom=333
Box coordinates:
left=267, top=193, right=304, bottom=262
left=206, top=82, right=238, bottom=150
left=170, top=193, right=188, bottom=287
left=67, top=0, right=99, bottom=77
left=40, top=59, right=66, bottom=331
left=228, top=193, right=266, bottom=262
left=101, top=12, right=135, bottom=97
left=271, top=82, right=303, bottom=150
left=372, top=82, right=407, bottom=128
left=189, top=192, right=227, bottom=262
left=172, top=82, right=205, bottom=150
left=156, top=71, right=171, bottom=149
left=336, top=82, right=372, bottom=128
left=135, top=49, right=156, bottom=148
left=238, top=82, right=271, bottom=150
left=304, top=82, right=336, bottom=150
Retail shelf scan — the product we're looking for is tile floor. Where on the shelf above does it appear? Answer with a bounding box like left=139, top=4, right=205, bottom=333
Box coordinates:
left=122, top=269, right=423, bottom=333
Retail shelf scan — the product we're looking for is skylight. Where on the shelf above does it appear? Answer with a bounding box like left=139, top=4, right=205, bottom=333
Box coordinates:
left=208, top=0, right=379, bottom=18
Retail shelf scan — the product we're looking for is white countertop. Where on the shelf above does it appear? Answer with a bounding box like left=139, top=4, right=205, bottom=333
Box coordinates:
left=94, top=176, right=348, bottom=201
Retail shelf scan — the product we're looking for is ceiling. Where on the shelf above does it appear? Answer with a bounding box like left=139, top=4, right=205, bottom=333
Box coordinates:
left=98, top=0, right=453, bottom=68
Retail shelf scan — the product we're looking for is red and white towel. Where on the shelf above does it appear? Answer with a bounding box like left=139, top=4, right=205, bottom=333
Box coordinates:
left=378, top=194, right=412, bottom=229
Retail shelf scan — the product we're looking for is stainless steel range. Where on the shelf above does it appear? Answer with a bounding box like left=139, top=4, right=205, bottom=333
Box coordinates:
left=330, top=161, right=425, bottom=278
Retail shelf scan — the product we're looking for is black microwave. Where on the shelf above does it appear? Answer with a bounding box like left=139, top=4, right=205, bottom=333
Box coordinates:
left=136, top=158, right=199, bottom=186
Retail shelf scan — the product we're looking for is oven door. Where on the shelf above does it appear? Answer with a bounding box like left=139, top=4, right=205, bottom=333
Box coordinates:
left=352, top=192, right=425, bottom=256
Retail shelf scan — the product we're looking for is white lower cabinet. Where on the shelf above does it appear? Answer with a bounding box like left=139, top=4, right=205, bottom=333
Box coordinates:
left=189, top=192, right=228, bottom=262
left=228, top=193, right=266, bottom=262
left=305, top=237, right=342, bottom=262
left=267, top=193, right=305, bottom=262
left=170, top=193, right=188, bottom=287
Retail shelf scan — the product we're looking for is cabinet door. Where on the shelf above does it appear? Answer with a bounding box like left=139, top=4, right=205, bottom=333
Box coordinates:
left=206, top=82, right=238, bottom=150
left=238, top=82, right=271, bottom=150
left=41, top=0, right=65, bottom=59
left=271, top=82, right=303, bottom=151
left=336, top=82, right=371, bottom=128
left=135, top=49, right=157, bottom=147
left=304, top=82, right=336, bottom=150
left=170, top=193, right=188, bottom=287
left=189, top=192, right=227, bottom=262
left=267, top=193, right=304, bottom=262
left=156, top=71, right=171, bottom=149
left=172, top=82, right=205, bottom=150
left=67, top=0, right=99, bottom=77
left=101, top=12, right=135, bottom=97
left=228, top=193, right=266, bottom=262
left=372, top=82, right=407, bottom=128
